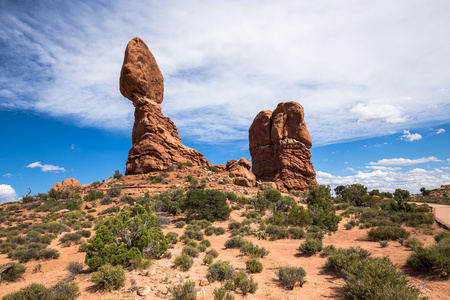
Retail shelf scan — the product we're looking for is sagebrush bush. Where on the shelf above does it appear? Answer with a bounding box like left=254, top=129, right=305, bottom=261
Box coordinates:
left=224, top=236, right=248, bottom=249
left=434, top=231, right=450, bottom=243
left=299, top=238, right=322, bottom=254
left=51, top=281, right=81, bottom=300
left=207, top=260, right=235, bottom=282
left=65, top=261, right=83, bottom=279
left=368, top=225, right=410, bottom=241
left=183, top=229, right=204, bottom=241
left=277, top=266, right=307, bottom=290
left=206, top=248, right=219, bottom=258
left=174, top=221, right=186, bottom=228
left=200, top=239, right=211, bottom=247
left=59, top=233, right=82, bottom=244
left=240, top=242, right=269, bottom=258
left=0, top=262, right=26, bottom=282
left=325, top=246, right=371, bottom=272
left=213, top=287, right=235, bottom=300
left=406, top=239, right=450, bottom=275
left=165, top=232, right=179, bottom=244
left=170, top=280, right=196, bottom=300
left=182, top=245, right=200, bottom=258
left=341, top=257, right=421, bottom=300
left=91, top=263, right=125, bottom=291
left=404, top=238, right=424, bottom=250
left=233, top=271, right=258, bottom=295
left=288, top=227, right=306, bottom=239
left=174, top=254, right=194, bottom=271
left=245, top=258, right=263, bottom=273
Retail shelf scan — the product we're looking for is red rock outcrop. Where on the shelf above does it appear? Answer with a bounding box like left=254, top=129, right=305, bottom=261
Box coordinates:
left=120, top=37, right=210, bottom=174
left=52, top=178, right=80, bottom=190
left=226, top=158, right=256, bottom=187
left=249, top=101, right=316, bottom=191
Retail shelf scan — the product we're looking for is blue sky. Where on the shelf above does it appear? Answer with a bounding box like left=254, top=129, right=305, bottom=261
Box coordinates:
left=1, top=0, right=449, bottom=202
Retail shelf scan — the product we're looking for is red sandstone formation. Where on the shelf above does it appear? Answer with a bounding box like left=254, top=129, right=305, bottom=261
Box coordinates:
left=249, top=101, right=316, bottom=191
left=52, top=178, right=80, bottom=190
left=226, top=158, right=256, bottom=187
left=120, top=37, right=209, bottom=174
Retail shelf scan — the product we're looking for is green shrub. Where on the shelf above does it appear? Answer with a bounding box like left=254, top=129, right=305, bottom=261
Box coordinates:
left=174, top=254, right=194, bottom=271
left=240, top=242, right=269, bottom=258
left=434, top=232, right=450, bottom=243
left=406, top=239, right=450, bottom=275
left=404, top=238, right=424, bottom=250
left=51, top=281, right=81, bottom=300
left=174, top=221, right=186, bottom=228
left=0, top=263, right=26, bottom=282
left=325, top=247, right=371, bottom=272
left=207, top=260, right=235, bottom=282
left=83, top=190, right=104, bottom=202
left=182, top=246, right=200, bottom=258
left=170, top=280, right=196, bottom=300
left=213, top=287, right=235, bottom=300
left=2, top=283, right=51, bottom=300
left=65, top=261, right=83, bottom=280
left=228, top=221, right=242, bottom=230
left=100, top=197, right=113, bottom=205
left=299, top=238, right=322, bottom=254
left=113, top=170, right=123, bottom=180
left=203, top=254, right=214, bottom=265
left=277, top=266, right=307, bottom=290
left=321, top=245, right=337, bottom=257
left=224, top=236, right=248, bottom=249
left=245, top=258, right=263, bottom=273
left=233, top=271, right=258, bottom=295
left=205, top=226, right=226, bottom=236
left=166, top=232, right=179, bottom=244
left=85, top=204, right=167, bottom=270
left=266, top=225, right=289, bottom=240
left=206, top=248, right=219, bottom=258
left=200, top=239, right=211, bottom=247
left=341, top=257, right=421, bottom=300
left=107, top=187, right=121, bottom=198
left=184, top=189, right=231, bottom=222
left=59, top=233, right=82, bottom=244
left=185, top=240, right=198, bottom=247
left=198, top=244, right=207, bottom=252
left=288, top=227, right=306, bottom=239
left=91, top=263, right=125, bottom=291
left=368, top=226, right=410, bottom=241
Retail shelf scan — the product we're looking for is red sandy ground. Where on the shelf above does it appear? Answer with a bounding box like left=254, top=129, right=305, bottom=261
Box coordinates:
left=0, top=170, right=449, bottom=299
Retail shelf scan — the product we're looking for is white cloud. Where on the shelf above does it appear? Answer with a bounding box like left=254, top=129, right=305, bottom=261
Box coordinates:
left=317, top=168, right=449, bottom=193
left=0, top=1, right=450, bottom=146
left=401, top=130, right=422, bottom=142
left=71, top=144, right=75, bottom=150
left=3, top=173, right=12, bottom=178
left=351, top=102, right=407, bottom=123
left=0, top=184, right=17, bottom=203
left=366, top=166, right=402, bottom=171
left=436, top=128, right=445, bottom=134
left=26, top=161, right=66, bottom=173
left=369, top=156, right=442, bottom=166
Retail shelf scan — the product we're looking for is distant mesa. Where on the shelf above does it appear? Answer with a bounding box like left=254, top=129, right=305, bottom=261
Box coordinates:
left=249, top=101, right=316, bottom=191
left=120, top=37, right=210, bottom=174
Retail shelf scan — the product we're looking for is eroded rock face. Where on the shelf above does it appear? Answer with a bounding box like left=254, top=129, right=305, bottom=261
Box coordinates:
left=120, top=37, right=209, bottom=174
left=226, top=158, right=256, bottom=187
left=249, top=101, right=316, bottom=191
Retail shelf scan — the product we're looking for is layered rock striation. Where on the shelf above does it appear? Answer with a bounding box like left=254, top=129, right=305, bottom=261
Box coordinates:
left=249, top=101, right=316, bottom=191
left=120, top=37, right=209, bottom=174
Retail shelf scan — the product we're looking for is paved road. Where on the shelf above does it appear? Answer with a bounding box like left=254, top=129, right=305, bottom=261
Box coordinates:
left=415, top=202, right=450, bottom=229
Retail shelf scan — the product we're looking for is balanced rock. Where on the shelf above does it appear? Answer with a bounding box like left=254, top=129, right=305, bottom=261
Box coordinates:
left=120, top=37, right=210, bottom=174
left=249, top=101, right=316, bottom=191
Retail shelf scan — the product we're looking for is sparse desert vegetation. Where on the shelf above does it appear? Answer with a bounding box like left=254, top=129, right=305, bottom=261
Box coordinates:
left=0, top=168, right=449, bottom=299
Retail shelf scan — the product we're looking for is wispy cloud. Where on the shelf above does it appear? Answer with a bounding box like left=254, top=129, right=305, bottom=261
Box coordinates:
left=26, top=161, right=66, bottom=173
left=436, top=128, right=446, bottom=134
left=317, top=168, right=449, bottom=193
left=3, top=173, right=12, bottom=178
left=369, top=156, right=442, bottom=166
left=1, top=1, right=450, bottom=146
left=401, top=130, right=422, bottom=142
left=0, top=184, right=17, bottom=203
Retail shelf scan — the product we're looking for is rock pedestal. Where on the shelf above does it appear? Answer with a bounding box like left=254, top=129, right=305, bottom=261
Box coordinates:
left=120, top=37, right=209, bottom=174
left=249, top=101, right=316, bottom=191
